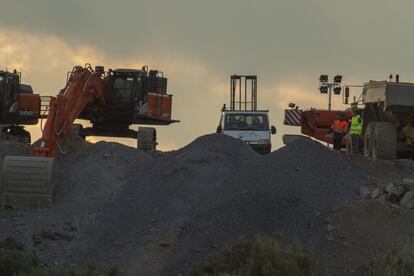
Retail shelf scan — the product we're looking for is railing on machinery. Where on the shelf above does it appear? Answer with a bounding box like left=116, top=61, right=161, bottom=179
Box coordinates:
left=39, top=96, right=52, bottom=119
left=230, top=75, right=257, bottom=111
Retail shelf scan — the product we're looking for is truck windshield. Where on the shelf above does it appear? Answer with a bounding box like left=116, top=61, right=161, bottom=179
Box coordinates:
left=224, top=114, right=269, bottom=131
left=113, top=76, right=135, bottom=98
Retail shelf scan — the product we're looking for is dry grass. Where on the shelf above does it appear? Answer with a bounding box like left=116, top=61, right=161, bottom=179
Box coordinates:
left=0, top=238, right=120, bottom=276
left=360, top=242, right=414, bottom=276
left=191, top=234, right=317, bottom=276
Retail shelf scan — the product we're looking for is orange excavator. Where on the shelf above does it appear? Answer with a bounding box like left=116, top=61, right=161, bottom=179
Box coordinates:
left=1, top=64, right=178, bottom=209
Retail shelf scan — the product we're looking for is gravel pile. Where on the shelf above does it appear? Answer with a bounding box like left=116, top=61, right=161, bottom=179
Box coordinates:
left=0, top=139, right=31, bottom=171
left=0, top=139, right=30, bottom=158
left=0, top=134, right=362, bottom=275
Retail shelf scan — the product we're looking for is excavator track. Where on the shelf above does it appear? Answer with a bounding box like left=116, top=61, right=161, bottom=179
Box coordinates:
left=1, top=156, right=55, bottom=209
left=0, top=125, right=31, bottom=144
left=137, top=127, right=157, bottom=152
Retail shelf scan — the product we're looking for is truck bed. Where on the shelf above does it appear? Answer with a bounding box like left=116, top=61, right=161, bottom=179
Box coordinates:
left=363, top=81, right=414, bottom=112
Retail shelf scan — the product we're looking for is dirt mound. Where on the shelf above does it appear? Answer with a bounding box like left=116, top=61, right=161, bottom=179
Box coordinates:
left=0, top=139, right=30, bottom=158
left=0, top=134, right=362, bottom=275
left=55, top=141, right=153, bottom=204
left=152, top=138, right=361, bottom=274
left=314, top=200, right=414, bottom=275
left=0, top=141, right=153, bottom=267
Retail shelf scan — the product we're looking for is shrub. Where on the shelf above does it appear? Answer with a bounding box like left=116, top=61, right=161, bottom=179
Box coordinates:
left=360, top=242, right=414, bottom=276
left=0, top=249, right=43, bottom=276
left=191, top=234, right=317, bottom=276
left=0, top=243, right=120, bottom=276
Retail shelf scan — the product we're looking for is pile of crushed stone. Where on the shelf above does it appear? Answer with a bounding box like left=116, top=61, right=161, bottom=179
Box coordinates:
left=0, top=139, right=30, bottom=158
left=0, top=139, right=31, bottom=169
left=0, top=134, right=362, bottom=275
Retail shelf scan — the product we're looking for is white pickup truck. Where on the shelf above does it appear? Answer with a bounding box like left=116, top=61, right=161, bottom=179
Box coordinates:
left=217, top=110, right=276, bottom=154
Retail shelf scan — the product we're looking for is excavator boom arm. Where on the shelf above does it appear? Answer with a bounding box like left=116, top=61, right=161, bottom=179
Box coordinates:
left=1, top=65, right=109, bottom=209
left=34, top=66, right=107, bottom=157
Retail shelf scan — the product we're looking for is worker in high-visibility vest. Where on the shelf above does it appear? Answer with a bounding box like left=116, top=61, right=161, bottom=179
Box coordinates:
left=348, top=109, right=363, bottom=154
left=329, top=113, right=348, bottom=153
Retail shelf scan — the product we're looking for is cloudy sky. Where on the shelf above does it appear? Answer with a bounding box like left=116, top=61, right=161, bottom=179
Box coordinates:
left=1, top=0, right=413, bottom=150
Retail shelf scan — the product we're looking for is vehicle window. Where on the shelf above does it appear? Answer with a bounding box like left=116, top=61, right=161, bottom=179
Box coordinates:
left=113, top=77, right=135, bottom=99
left=224, top=114, right=269, bottom=131
left=114, top=77, right=134, bottom=89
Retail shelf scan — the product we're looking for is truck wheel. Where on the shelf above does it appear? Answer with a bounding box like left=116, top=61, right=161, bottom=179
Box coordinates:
left=364, top=122, right=376, bottom=157
left=372, top=122, right=397, bottom=160
left=137, top=127, right=157, bottom=152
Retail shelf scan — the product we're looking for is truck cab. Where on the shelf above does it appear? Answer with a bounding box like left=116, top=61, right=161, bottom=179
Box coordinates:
left=217, top=75, right=276, bottom=154
left=217, top=110, right=276, bottom=154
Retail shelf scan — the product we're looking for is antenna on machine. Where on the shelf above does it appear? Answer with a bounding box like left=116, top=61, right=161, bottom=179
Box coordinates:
left=5, top=46, right=10, bottom=72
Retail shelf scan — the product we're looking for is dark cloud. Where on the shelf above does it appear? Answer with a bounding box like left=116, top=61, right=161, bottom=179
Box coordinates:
left=3, top=0, right=414, bottom=84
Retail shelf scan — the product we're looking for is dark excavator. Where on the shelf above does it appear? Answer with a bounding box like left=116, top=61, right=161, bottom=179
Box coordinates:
left=0, top=69, right=47, bottom=144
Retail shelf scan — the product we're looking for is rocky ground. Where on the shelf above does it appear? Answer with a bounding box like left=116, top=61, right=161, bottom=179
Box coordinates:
left=313, top=155, right=414, bottom=275
left=1, top=135, right=414, bottom=275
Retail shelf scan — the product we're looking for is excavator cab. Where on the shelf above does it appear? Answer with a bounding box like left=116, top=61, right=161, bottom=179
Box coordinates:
left=0, top=70, right=39, bottom=124
left=106, top=68, right=169, bottom=122
left=0, top=70, right=40, bottom=143
left=0, top=71, right=20, bottom=121
left=79, top=66, right=176, bottom=151
left=108, top=69, right=147, bottom=118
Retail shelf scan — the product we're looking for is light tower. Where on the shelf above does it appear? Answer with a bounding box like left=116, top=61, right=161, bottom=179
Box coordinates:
left=318, top=74, right=342, bottom=111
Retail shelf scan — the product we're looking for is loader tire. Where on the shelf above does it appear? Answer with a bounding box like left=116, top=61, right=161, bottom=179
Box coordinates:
left=372, top=122, right=397, bottom=160
left=137, top=127, right=157, bottom=152
left=364, top=122, right=376, bottom=157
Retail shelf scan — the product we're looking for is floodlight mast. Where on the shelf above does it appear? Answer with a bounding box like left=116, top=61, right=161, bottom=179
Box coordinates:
left=328, top=85, right=332, bottom=111
left=318, top=74, right=342, bottom=111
